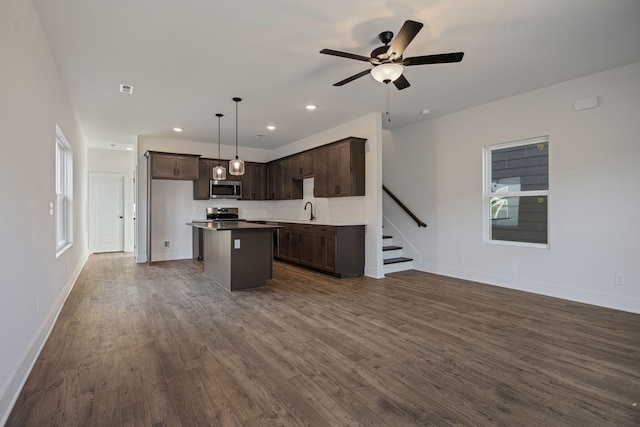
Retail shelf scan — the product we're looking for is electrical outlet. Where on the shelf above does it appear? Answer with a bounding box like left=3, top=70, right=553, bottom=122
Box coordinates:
left=164, top=241, right=170, bottom=248
left=614, top=273, right=624, bottom=286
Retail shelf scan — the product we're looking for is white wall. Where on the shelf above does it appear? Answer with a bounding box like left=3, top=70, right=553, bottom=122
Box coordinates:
left=136, top=113, right=384, bottom=277
left=383, top=62, right=640, bottom=313
left=0, top=0, right=89, bottom=423
left=88, top=149, right=136, bottom=252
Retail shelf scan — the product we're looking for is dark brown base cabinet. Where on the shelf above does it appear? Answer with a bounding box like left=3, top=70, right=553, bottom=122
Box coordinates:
left=275, top=223, right=365, bottom=278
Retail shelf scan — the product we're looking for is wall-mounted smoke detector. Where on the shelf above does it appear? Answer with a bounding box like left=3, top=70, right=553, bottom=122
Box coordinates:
left=119, top=84, right=134, bottom=94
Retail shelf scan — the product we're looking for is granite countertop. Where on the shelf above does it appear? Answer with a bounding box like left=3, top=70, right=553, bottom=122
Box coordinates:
left=186, top=222, right=282, bottom=231
left=246, top=218, right=366, bottom=226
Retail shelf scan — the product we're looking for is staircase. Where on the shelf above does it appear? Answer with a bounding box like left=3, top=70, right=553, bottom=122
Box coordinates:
left=383, top=234, right=414, bottom=274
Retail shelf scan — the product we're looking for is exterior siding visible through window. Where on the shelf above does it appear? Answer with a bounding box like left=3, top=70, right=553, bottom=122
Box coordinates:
left=484, top=136, right=549, bottom=247
left=56, top=125, right=73, bottom=255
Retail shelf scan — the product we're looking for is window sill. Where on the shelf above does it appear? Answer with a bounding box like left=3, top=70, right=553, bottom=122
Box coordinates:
left=485, top=239, right=549, bottom=249
left=56, top=243, right=72, bottom=258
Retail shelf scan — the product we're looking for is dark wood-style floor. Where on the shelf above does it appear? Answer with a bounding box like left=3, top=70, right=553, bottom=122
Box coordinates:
left=7, top=253, right=640, bottom=426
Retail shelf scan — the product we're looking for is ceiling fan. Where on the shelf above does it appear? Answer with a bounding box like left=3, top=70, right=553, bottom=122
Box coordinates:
left=320, top=20, right=464, bottom=90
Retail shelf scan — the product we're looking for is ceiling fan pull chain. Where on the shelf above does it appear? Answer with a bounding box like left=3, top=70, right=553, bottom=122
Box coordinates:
left=386, top=83, right=391, bottom=122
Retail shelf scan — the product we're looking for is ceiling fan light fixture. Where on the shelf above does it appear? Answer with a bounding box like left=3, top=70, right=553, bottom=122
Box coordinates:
left=229, top=97, right=245, bottom=176
left=371, top=63, right=404, bottom=83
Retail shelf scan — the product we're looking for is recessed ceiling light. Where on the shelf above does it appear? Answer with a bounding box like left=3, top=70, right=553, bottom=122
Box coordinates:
left=267, top=125, right=275, bottom=131
left=125, top=147, right=133, bottom=151
left=306, top=105, right=317, bottom=110
left=256, top=134, right=263, bottom=138
left=421, top=109, right=431, bottom=115
left=119, top=84, right=133, bottom=94
left=173, top=127, right=183, bottom=132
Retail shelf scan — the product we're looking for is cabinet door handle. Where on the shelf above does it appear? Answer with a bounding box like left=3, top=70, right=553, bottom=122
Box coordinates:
left=299, top=167, right=303, bottom=175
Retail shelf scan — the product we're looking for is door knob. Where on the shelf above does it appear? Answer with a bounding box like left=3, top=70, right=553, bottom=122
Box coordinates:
left=119, top=216, right=123, bottom=219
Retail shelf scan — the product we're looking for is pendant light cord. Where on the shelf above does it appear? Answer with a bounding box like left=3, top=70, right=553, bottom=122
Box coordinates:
left=233, top=97, right=241, bottom=158
left=216, top=113, right=223, bottom=165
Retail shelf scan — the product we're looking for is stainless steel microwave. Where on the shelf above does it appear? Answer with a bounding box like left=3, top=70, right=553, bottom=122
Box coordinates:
left=210, top=180, right=242, bottom=199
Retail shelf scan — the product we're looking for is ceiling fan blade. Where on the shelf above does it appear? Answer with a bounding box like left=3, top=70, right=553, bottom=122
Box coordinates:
left=333, top=69, right=371, bottom=86
left=320, top=49, right=372, bottom=62
left=387, top=20, right=424, bottom=60
left=403, top=52, right=464, bottom=66
left=393, top=74, right=410, bottom=90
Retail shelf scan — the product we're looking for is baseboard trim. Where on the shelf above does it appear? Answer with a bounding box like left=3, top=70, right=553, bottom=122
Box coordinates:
left=414, top=261, right=640, bottom=314
left=0, top=251, right=89, bottom=426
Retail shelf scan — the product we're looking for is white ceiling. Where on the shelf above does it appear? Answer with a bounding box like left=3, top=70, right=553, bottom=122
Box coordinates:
left=33, top=0, right=640, bottom=151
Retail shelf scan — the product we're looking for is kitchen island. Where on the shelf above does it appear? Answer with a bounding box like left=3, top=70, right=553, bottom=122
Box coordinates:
left=186, top=222, right=281, bottom=291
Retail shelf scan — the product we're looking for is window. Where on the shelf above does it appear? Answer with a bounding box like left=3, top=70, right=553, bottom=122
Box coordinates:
left=56, top=125, right=73, bottom=255
left=484, top=136, right=549, bottom=247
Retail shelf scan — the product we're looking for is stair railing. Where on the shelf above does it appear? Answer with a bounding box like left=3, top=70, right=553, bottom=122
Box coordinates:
left=382, top=185, right=427, bottom=228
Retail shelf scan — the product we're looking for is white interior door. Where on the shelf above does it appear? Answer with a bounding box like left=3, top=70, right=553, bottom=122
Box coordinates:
left=89, top=173, right=125, bottom=253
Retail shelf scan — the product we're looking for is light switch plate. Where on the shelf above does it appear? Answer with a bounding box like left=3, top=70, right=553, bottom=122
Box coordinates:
left=234, top=239, right=240, bottom=249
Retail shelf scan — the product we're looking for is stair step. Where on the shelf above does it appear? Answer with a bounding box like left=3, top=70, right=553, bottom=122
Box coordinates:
left=383, top=245, right=402, bottom=251
left=382, top=235, right=392, bottom=239
left=383, top=257, right=413, bottom=265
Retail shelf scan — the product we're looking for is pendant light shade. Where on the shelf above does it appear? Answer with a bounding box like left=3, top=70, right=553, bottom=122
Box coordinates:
left=229, top=97, right=245, bottom=176
left=212, top=113, right=227, bottom=180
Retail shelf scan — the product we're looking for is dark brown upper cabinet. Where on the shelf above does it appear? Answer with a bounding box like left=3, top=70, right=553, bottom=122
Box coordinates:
left=291, top=151, right=314, bottom=179
left=193, top=158, right=212, bottom=200
left=242, top=162, right=267, bottom=200
left=314, top=137, right=365, bottom=197
left=267, top=158, right=302, bottom=200
left=148, top=152, right=200, bottom=180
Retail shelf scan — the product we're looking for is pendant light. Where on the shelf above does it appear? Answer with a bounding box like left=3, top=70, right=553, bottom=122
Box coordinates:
left=229, top=97, right=245, bottom=176
left=212, top=113, right=227, bottom=180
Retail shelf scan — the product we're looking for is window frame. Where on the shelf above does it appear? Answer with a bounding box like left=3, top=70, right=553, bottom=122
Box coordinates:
left=55, top=125, right=73, bottom=256
left=483, top=136, right=550, bottom=249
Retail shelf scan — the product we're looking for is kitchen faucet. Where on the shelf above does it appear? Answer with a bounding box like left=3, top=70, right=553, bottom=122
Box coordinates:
left=304, top=202, right=315, bottom=221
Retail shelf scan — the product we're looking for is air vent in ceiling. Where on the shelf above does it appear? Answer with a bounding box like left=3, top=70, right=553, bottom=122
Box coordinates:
left=119, top=84, right=133, bottom=94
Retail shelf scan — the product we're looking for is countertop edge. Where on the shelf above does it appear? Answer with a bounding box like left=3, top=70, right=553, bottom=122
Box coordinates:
left=186, top=222, right=282, bottom=231
left=246, top=219, right=366, bottom=227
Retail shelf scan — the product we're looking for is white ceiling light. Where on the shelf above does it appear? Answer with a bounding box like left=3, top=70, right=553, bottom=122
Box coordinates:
left=371, top=64, right=404, bottom=83
left=267, top=125, right=275, bottom=130
left=305, top=104, right=316, bottom=110
left=173, top=127, right=183, bottom=132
